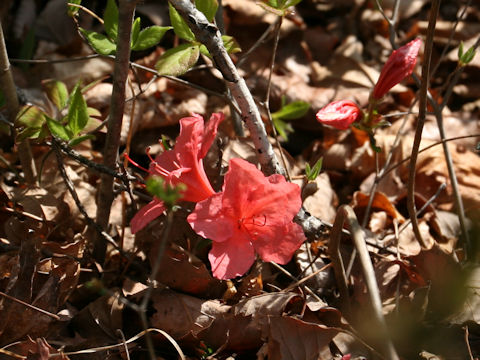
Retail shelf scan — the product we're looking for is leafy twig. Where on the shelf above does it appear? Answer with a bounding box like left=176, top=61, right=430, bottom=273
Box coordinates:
left=95, top=0, right=138, bottom=263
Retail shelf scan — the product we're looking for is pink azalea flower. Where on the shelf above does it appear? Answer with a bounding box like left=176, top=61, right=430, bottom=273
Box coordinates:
left=315, top=100, right=362, bottom=130
left=130, top=113, right=224, bottom=234
left=187, top=158, right=306, bottom=280
left=372, top=38, right=422, bottom=100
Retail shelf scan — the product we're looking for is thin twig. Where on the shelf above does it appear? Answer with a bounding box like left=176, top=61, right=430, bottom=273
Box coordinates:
left=0, top=19, right=37, bottom=183
left=95, top=0, right=138, bottom=263
left=329, top=205, right=400, bottom=360
left=407, top=0, right=440, bottom=249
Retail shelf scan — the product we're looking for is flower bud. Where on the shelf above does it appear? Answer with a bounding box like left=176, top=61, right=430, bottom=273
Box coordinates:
left=372, top=38, right=422, bottom=100
left=315, top=100, right=362, bottom=130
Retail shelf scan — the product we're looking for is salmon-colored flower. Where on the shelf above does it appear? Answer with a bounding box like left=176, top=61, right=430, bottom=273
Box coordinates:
left=372, top=38, right=422, bottom=100
left=187, top=158, right=306, bottom=280
left=130, top=113, right=224, bottom=233
left=315, top=100, right=362, bottom=130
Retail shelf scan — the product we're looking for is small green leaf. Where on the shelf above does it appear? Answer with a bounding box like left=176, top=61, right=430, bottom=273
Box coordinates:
left=79, top=28, right=117, bottom=55
left=169, top=3, right=195, bottom=42
left=146, top=176, right=185, bottom=209
left=458, top=41, right=464, bottom=59
left=305, top=157, right=322, bottom=181
left=271, top=100, right=310, bottom=120
left=131, top=17, right=141, bottom=48
left=104, top=0, right=119, bottom=41
left=67, top=85, right=89, bottom=136
left=460, top=45, right=476, bottom=65
left=67, top=0, right=82, bottom=17
left=42, top=80, right=69, bottom=110
left=69, top=134, right=96, bottom=146
left=272, top=117, right=293, bottom=140
left=222, top=35, right=241, bottom=54
left=156, top=43, right=200, bottom=76
left=195, top=0, right=218, bottom=22
left=284, top=0, right=302, bottom=7
left=16, top=105, right=46, bottom=128
left=17, top=127, right=43, bottom=141
left=132, top=26, right=172, bottom=51
left=46, top=116, right=72, bottom=141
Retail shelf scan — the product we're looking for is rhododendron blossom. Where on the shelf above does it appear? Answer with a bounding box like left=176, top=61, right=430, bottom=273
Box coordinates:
left=187, top=158, right=306, bottom=280
left=315, top=100, right=362, bottom=130
left=130, top=113, right=224, bottom=233
left=372, top=38, right=422, bottom=100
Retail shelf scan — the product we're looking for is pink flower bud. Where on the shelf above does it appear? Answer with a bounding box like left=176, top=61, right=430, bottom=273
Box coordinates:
left=315, top=100, right=362, bottom=130
left=372, top=38, right=422, bottom=100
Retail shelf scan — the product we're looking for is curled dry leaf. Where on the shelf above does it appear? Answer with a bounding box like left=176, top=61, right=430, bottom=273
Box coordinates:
left=1, top=336, right=69, bottom=360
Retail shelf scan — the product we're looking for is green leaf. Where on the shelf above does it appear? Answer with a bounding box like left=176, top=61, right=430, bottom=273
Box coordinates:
left=79, top=28, right=117, bottom=55
left=458, top=41, right=464, bottom=59
left=195, top=0, right=218, bottom=22
left=460, top=45, right=476, bottom=65
left=104, top=0, right=119, bottom=41
left=169, top=3, right=195, bottom=42
left=67, top=85, right=89, bottom=136
left=46, top=116, right=72, bottom=141
left=132, top=26, right=172, bottom=51
left=284, top=0, right=302, bottom=7
left=222, top=35, right=241, bottom=54
left=131, top=17, right=141, bottom=48
left=69, top=134, right=96, bottom=146
left=272, top=117, right=293, bottom=140
left=17, top=126, right=43, bottom=141
left=156, top=43, right=200, bottom=76
left=67, top=0, right=82, bottom=17
left=16, top=105, right=46, bottom=128
left=305, top=157, right=322, bottom=181
left=42, top=80, right=69, bottom=110
left=271, top=100, right=310, bottom=120
left=146, top=176, right=185, bottom=209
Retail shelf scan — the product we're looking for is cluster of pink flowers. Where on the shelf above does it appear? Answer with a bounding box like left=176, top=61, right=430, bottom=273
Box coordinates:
left=130, top=113, right=306, bottom=280
left=315, top=39, right=422, bottom=130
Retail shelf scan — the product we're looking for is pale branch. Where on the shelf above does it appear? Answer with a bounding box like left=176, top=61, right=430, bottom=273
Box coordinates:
left=94, top=0, right=138, bottom=263
left=168, top=0, right=283, bottom=177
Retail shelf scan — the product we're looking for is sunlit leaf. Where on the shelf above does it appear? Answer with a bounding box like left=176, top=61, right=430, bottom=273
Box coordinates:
left=42, top=80, right=69, bottom=110
left=195, top=0, right=218, bottom=22
left=132, top=26, right=172, bottom=51
left=156, top=43, right=200, bottom=76
left=79, top=28, right=116, bottom=55
left=15, top=105, right=46, bottom=128
left=69, top=134, right=96, bottom=146
left=46, top=116, right=72, bottom=141
left=130, top=17, right=141, bottom=48
left=222, top=35, right=241, bottom=54
left=169, top=3, right=195, bottom=42
left=271, top=100, right=310, bottom=120
left=67, top=0, right=82, bottom=17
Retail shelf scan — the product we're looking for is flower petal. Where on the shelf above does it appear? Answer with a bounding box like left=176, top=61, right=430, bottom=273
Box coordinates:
left=199, top=112, right=224, bottom=159
left=252, top=221, right=306, bottom=264
left=130, top=199, right=166, bottom=234
left=187, top=193, right=234, bottom=243
left=316, top=100, right=362, bottom=130
left=208, top=232, right=255, bottom=279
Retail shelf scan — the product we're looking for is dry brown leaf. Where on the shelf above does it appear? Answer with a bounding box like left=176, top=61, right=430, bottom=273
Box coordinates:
left=151, top=289, right=229, bottom=339
left=352, top=191, right=405, bottom=222
left=296, top=173, right=338, bottom=223
left=267, top=316, right=339, bottom=360
left=151, top=243, right=225, bottom=298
